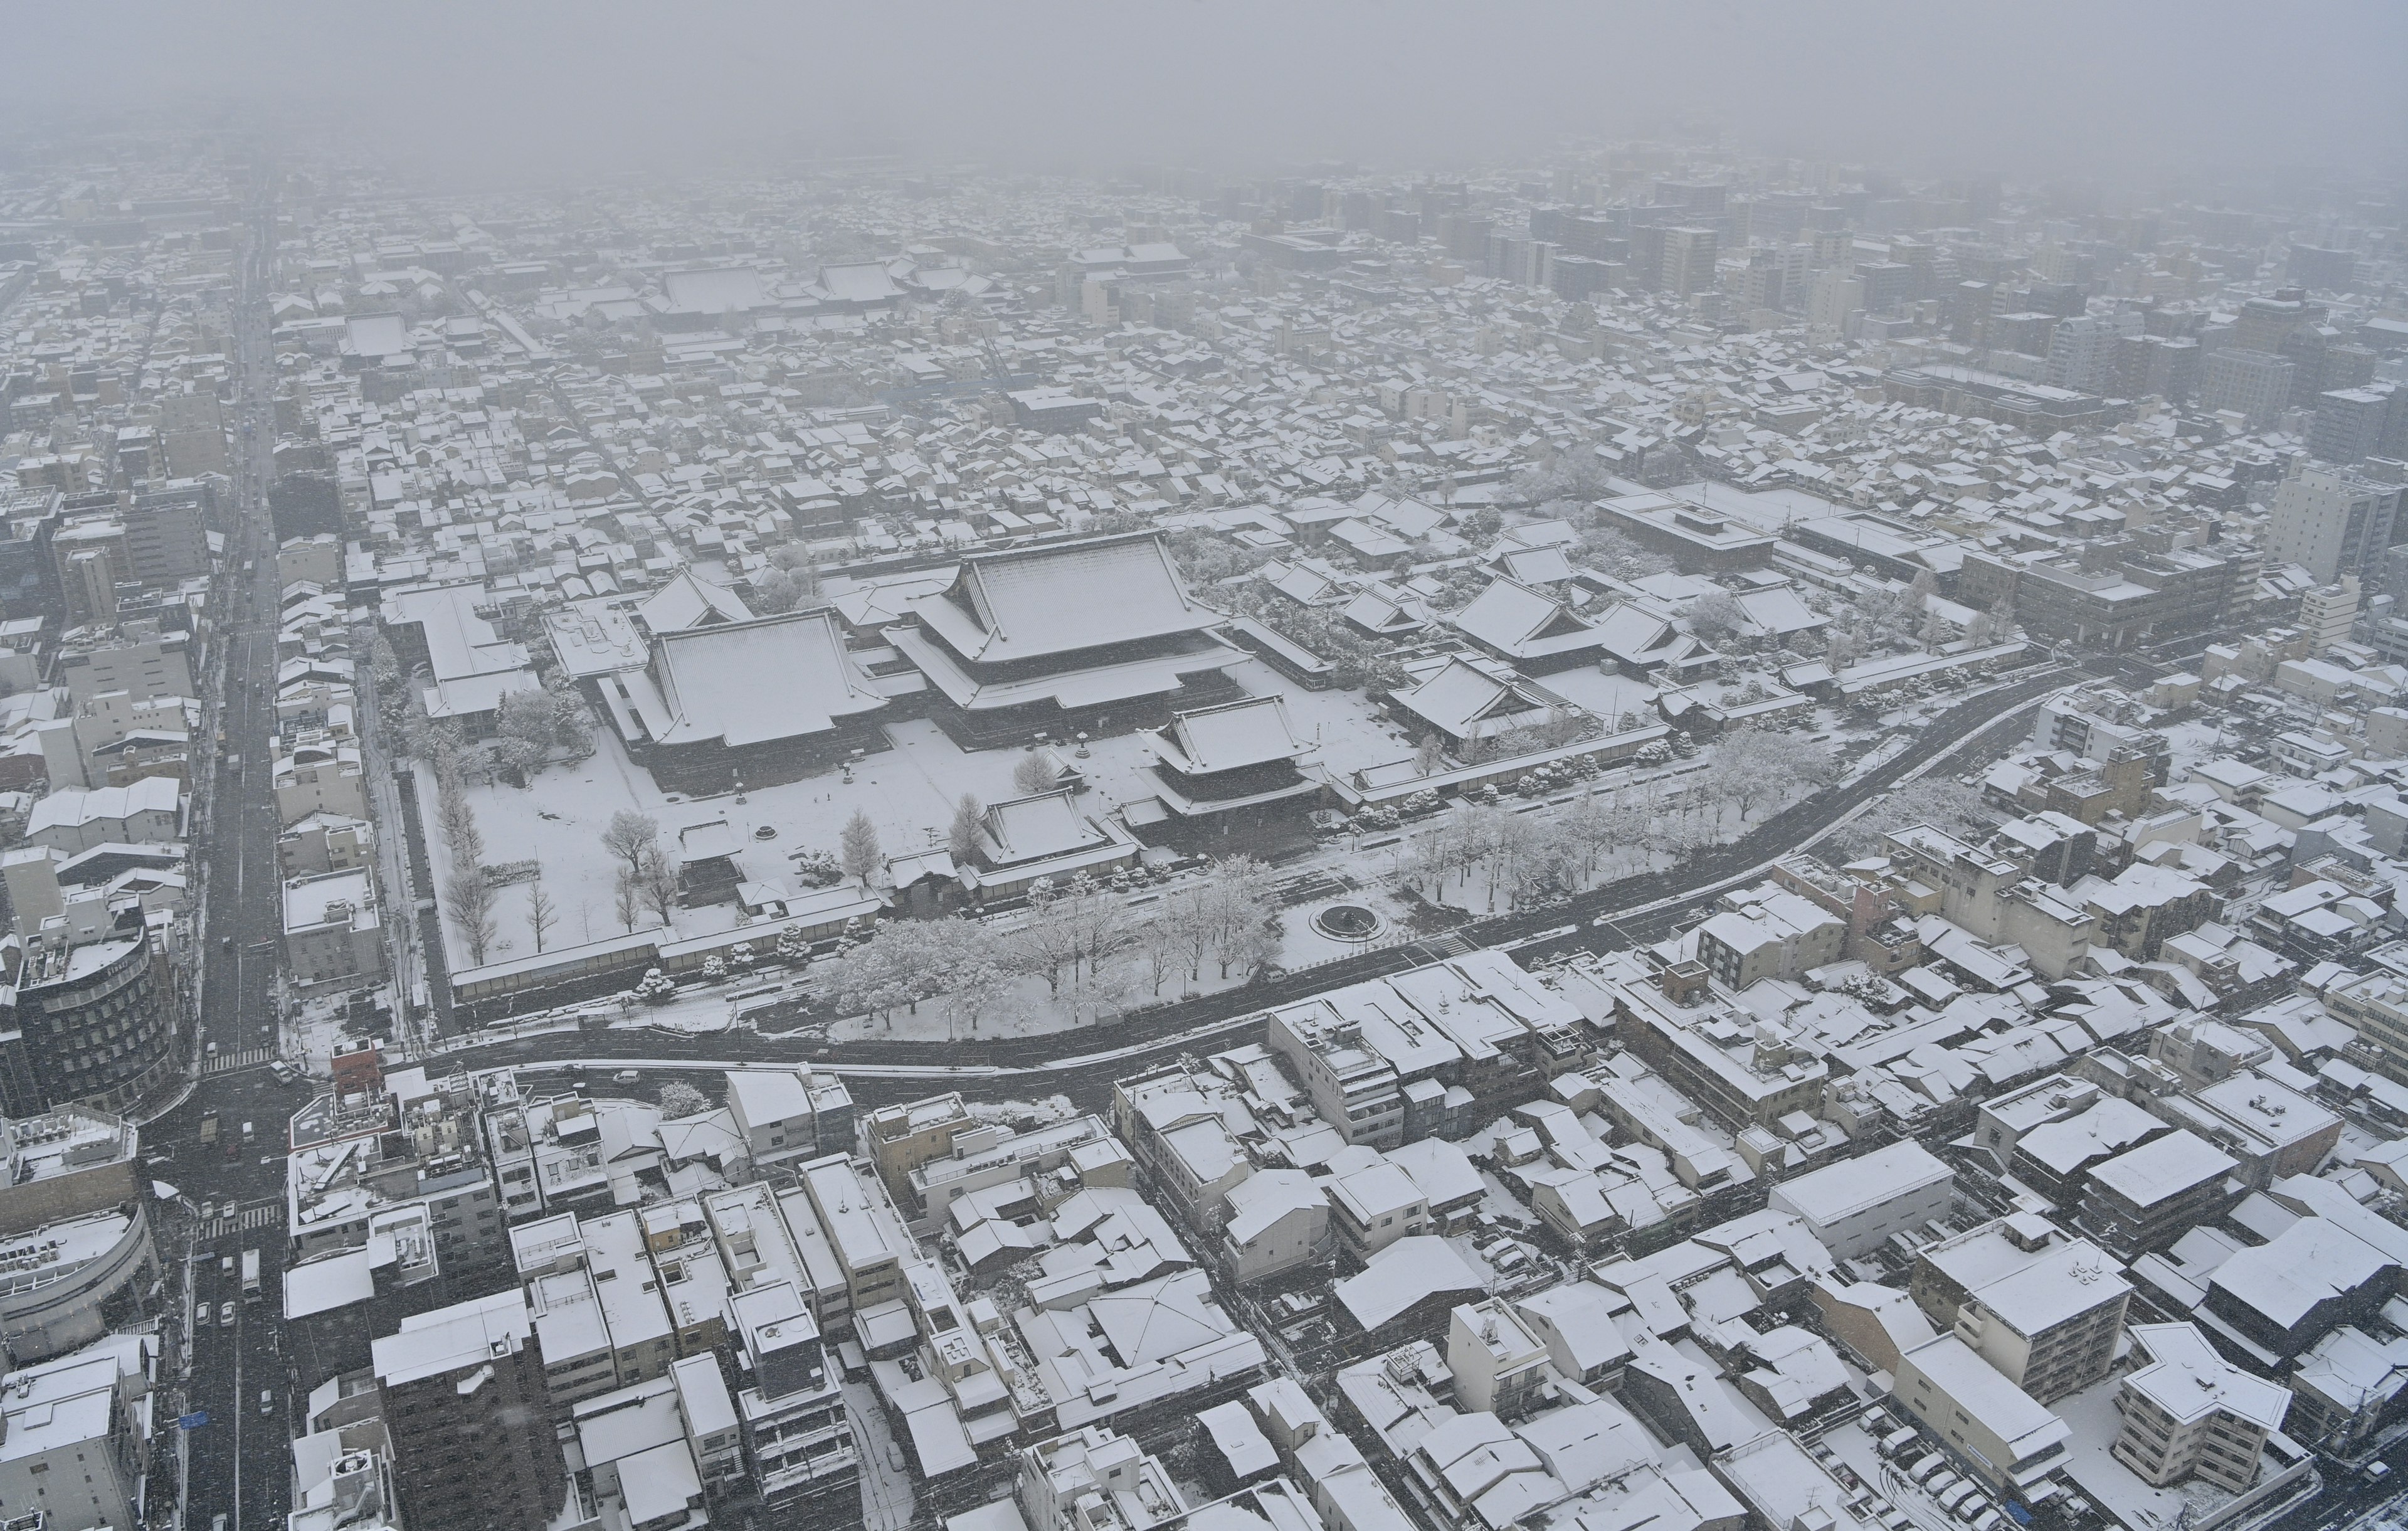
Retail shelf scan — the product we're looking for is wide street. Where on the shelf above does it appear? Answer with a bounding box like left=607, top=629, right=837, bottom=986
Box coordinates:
left=149, top=171, right=312, bottom=1531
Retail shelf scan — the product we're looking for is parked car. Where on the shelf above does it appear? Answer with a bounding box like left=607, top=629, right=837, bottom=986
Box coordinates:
left=219, top=1302, right=235, bottom=1329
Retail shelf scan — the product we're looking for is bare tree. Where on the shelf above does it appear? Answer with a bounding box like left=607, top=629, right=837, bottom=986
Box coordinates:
left=1559, top=794, right=1616, bottom=886
left=1059, top=873, right=1140, bottom=988
left=948, top=794, right=983, bottom=862
left=525, top=881, right=557, bottom=953
left=445, top=867, right=499, bottom=966
left=436, top=788, right=483, bottom=866
left=1203, top=857, right=1281, bottom=977
left=1011, top=752, right=1059, bottom=796
left=997, top=882, right=1085, bottom=997
left=602, top=811, right=661, bottom=884
left=637, top=844, right=681, bottom=926
left=613, top=866, right=643, bottom=933
left=1133, top=911, right=1181, bottom=997
left=839, top=810, right=882, bottom=886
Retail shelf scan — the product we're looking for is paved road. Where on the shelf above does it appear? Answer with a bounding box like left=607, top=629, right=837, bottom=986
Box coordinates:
left=156, top=175, right=308, bottom=1531
left=424, top=662, right=2086, bottom=1114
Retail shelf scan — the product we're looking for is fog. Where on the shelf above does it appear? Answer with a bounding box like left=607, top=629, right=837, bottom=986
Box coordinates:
left=12, top=0, right=2406, bottom=184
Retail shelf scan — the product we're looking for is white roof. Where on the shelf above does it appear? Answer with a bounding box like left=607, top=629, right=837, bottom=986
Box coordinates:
left=1334, top=1236, right=1484, bottom=1330
left=908, top=532, right=1215, bottom=664
left=283, top=1248, right=378, bottom=1319
left=1772, top=1140, right=1953, bottom=1227
left=632, top=610, right=884, bottom=748
left=2124, top=1322, right=2291, bottom=1429
left=1901, top=1333, right=2069, bottom=1459
left=27, top=776, right=180, bottom=834
left=2088, top=1130, right=2236, bottom=1208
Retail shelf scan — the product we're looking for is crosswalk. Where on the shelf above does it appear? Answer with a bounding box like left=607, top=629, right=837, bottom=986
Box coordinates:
left=1412, top=930, right=1479, bottom=961
left=199, top=1201, right=280, bottom=1241
left=204, top=1047, right=275, bottom=1074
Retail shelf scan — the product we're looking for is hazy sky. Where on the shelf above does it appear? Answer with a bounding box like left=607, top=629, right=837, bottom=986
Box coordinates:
left=15, top=1, right=2407, bottom=187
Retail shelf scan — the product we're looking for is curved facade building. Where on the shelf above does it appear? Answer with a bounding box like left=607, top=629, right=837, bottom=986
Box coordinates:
left=0, top=1205, right=156, bottom=1364
left=0, top=923, right=177, bottom=1116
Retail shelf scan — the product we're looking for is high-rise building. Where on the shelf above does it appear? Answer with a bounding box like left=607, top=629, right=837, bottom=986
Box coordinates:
left=2231, top=292, right=2320, bottom=355
left=0, top=855, right=179, bottom=1115
left=2115, top=333, right=2200, bottom=401
left=2046, top=312, right=2143, bottom=393
left=2288, top=244, right=2358, bottom=293
left=1808, top=269, right=1865, bottom=332
left=2199, top=348, right=2297, bottom=430
left=123, top=485, right=211, bottom=584
left=372, top=1291, right=564, bottom=1531
left=2267, top=464, right=2402, bottom=583
left=2313, top=387, right=2397, bottom=465
left=1661, top=226, right=1718, bottom=299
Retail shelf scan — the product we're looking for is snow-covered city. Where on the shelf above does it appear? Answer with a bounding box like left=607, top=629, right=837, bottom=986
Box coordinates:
left=1, top=8, right=2407, bottom=1531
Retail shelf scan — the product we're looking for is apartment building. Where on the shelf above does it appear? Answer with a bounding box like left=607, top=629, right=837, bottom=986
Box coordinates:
left=371, top=1291, right=565, bottom=1531
left=1912, top=1215, right=2130, bottom=1403
left=2076, top=1130, right=2239, bottom=1258
left=2111, top=1322, right=2290, bottom=1491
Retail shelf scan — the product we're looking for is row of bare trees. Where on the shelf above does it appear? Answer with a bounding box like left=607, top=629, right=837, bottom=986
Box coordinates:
left=434, top=737, right=500, bottom=966
left=811, top=858, right=1282, bottom=1030
left=1402, top=728, right=1841, bottom=913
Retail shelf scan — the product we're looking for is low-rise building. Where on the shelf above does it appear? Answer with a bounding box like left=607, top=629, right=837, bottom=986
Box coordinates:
left=2076, top=1130, right=2239, bottom=1259
left=282, top=867, right=386, bottom=991
left=1892, top=1333, right=2073, bottom=1502
left=1766, top=1140, right=1953, bottom=1261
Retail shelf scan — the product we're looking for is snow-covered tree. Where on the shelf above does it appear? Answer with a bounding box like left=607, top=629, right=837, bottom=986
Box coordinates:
left=632, top=967, right=676, bottom=1004
left=658, top=1081, right=708, bottom=1120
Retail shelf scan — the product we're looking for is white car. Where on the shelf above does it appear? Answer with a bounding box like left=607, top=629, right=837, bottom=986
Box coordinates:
left=219, top=1302, right=236, bottom=1329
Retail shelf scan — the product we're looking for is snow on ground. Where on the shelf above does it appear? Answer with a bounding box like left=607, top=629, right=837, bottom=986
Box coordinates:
left=420, top=657, right=1420, bottom=973
left=2054, top=1370, right=2253, bottom=1529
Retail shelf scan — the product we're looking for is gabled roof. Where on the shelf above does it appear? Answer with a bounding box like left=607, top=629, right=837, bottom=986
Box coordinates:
left=909, top=532, right=1216, bottom=665
left=636, top=568, right=752, bottom=635
left=813, top=262, right=903, bottom=305
left=1491, top=544, right=1575, bottom=587
left=1448, top=577, right=1606, bottom=661
left=1391, top=658, right=1547, bottom=740
left=1153, top=696, right=1308, bottom=776
left=633, top=609, right=884, bottom=748
left=978, top=791, right=1111, bottom=865
left=1341, top=588, right=1432, bottom=635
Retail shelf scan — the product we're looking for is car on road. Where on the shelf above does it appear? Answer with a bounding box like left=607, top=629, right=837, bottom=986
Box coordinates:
left=259, top=1390, right=273, bottom=1416
left=219, top=1302, right=235, bottom=1329
left=613, top=1070, right=640, bottom=1084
